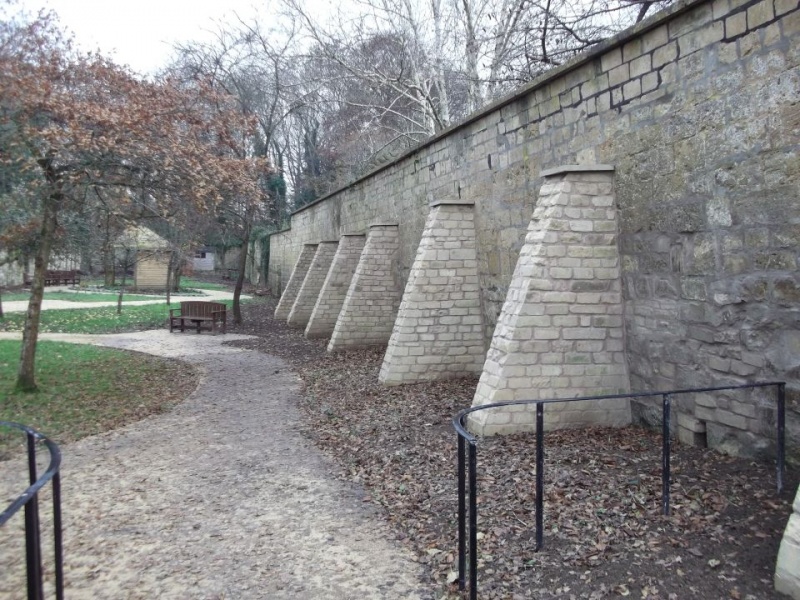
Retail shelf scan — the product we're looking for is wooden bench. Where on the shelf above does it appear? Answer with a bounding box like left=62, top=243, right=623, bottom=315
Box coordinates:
left=169, top=301, right=227, bottom=335
left=43, top=270, right=80, bottom=286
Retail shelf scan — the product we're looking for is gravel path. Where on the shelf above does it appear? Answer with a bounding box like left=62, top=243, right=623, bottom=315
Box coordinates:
left=0, top=330, right=427, bottom=599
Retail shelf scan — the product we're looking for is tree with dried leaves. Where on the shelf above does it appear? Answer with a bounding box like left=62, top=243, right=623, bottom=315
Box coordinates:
left=0, top=8, right=265, bottom=391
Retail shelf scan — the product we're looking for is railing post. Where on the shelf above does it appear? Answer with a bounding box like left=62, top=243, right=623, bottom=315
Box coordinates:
left=53, top=471, right=64, bottom=600
left=25, top=432, right=43, bottom=600
left=468, top=442, right=478, bottom=600
left=535, top=402, right=544, bottom=551
left=662, top=394, right=671, bottom=516
left=778, top=383, right=786, bottom=495
left=457, top=434, right=466, bottom=591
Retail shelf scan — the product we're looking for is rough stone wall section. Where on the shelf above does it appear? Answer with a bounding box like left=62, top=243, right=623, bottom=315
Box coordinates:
left=287, top=241, right=339, bottom=328
left=776, top=484, right=800, bottom=598
left=379, top=202, right=485, bottom=385
left=327, top=225, right=402, bottom=352
left=274, top=243, right=317, bottom=321
left=470, top=166, right=631, bottom=436
left=305, top=234, right=366, bottom=339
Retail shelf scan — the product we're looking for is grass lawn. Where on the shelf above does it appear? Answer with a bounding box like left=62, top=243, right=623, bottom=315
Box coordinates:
left=180, top=278, right=229, bottom=291
left=0, top=303, right=177, bottom=333
left=0, top=340, right=198, bottom=458
left=1, top=290, right=157, bottom=302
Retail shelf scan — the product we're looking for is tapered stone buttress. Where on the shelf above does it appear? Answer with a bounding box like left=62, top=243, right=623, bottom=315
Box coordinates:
left=288, top=241, right=339, bottom=328
left=274, top=243, right=318, bottom=320
left=776, top=484, right=800, bottom=599
left=469, top=166, right=631, bottom=436
left=327, top=224, right=402, bottom=352
left=380, top=201, right=485, bottom=385
left=306, top=234, right=366, bottom=339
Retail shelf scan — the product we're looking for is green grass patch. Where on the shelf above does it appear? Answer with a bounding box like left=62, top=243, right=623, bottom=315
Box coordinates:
left=0, top=340, right=198, bottom=458
left=179, top=278, right=229, bottom=291
left=0, top=303, right=173, bottom=333
left=0, top=300, right=242, bottom=334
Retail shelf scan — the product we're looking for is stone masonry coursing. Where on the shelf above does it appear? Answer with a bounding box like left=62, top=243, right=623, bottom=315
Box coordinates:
left=379, top=202, right=486, bottom=385
left=470, top=167, right=631, bottom=435
left=287, top=241, right=339, bottom=328
left=327, top=225, right=403, bottom=352
left=274, top=244, right=317, bottom=321
left=268, top=0, right=800, bottom=459
left=305, top=234, right=366, bottom=340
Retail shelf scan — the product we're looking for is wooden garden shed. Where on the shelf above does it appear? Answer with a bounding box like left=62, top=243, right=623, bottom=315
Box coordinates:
left=116, top=226, right=172, bottom=290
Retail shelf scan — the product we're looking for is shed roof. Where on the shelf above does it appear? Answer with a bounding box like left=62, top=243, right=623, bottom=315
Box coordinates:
left=116, top=225, right=170, bottom=250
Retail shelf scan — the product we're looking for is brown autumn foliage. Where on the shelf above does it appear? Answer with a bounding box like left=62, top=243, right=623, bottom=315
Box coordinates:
left=0, top=8, right=267, bottom=391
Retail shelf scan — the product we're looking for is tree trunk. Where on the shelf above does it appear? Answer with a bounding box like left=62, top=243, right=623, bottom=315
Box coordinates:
left=166, top=253, right=173, bottom=306
left=117, top=252, right=128, bottom=315
left=103, top=213, right=115, bottom=287
left=16, top=194, right=59, bottom=392
left=232, top=206, right=254, bottom=325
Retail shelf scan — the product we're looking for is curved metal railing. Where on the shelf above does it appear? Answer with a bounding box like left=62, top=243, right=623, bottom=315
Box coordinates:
left=453, top=382, right=786, bottom=600
left=0, top=421, right=64, bottom=600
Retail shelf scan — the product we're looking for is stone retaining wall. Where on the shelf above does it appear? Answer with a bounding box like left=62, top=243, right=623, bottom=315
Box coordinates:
left=274, top=244, right=317, bottom=321
left=327, top=225, right=403, bottom=351
left=287, top=241, right=339, bottom=328
left=379, top=202, right=485, bottom=385
left=305, top=234, right=366, bottom=339
left=470, top=166, right=631, bottom=434
left=269, top=0, right=800, bottom=454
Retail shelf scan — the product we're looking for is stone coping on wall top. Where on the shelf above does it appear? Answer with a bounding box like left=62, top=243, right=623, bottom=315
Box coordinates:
left=287, top=0, right=705, bottom=219
left=369, top=222, right=399, bottom=228
left=341, top=232, right=367, bottom=237
left=318, top=240, right=340, bottom=244
left=430, top=199, right=476, bottom=207
left=540, top=165, right=615, bottom=177
left=303, top=243, right=320, bottom=247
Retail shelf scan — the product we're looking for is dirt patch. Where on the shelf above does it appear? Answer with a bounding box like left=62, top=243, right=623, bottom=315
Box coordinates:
left=230, top=299, right=797, bottom=599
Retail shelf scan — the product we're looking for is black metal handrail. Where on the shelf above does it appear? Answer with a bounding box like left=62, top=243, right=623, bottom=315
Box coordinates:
left=0, top=422, right=64, bottom=600
left=453, top=382, right=786, bottom=600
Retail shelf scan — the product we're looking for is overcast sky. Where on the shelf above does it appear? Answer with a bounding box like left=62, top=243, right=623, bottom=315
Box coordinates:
left=17, top=0, right=265, bottom=75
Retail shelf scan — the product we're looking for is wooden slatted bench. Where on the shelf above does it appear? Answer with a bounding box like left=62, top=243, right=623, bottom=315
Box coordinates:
left=169, top=301, right=227, bottom=335
left=42, top=270, right=81, bottom=286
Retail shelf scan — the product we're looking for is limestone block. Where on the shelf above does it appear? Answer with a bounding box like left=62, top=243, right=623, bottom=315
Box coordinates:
left=380, top=203, right=485, bottom=385
left=470, top=167, right=631, bottom=436
left=287, top=241, right=339, bottom=328
left=274, top=244, right=318, bottom=321
left=776, top=484, right=800, bottom=598
left=305, top=234, right=366, bottom=339
left=328, top=224, right=402, bottom=351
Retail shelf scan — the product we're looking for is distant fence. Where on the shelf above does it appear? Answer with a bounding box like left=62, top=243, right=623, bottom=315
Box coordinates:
left=453, top=382, right=786, bottom=600
left=0, top=422, right=64, bottom=600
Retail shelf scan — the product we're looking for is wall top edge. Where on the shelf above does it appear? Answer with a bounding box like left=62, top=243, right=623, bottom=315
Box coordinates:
left=288, top=0, right=704, bottom=219
left=541, top=165, right=615, bottom=177
left=303, top=243, right=320, bottom=247
left=431, top=199, right=476, bottom=207
left=341, top=232, right=367, bottom=237
left=319, top=240, right=340, bottom=244
left=369, top=222, right=400, bottom=228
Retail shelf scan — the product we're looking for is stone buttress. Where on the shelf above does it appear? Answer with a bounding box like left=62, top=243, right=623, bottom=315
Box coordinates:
left=470, top=166, right=631, bottom=435
left=327, top=224, right=402, bottom=351
left=776, top=485, right=800, bottom=598
left=287, top=241, right=339, bottom=328
left=305, top=234, right=366, bottom=339
left=274, top=243, right=318, bottom=321
left=379, top=201, right=485, bottom=385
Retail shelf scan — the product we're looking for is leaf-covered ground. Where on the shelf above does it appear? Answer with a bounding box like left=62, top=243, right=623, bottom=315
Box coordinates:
left=231, top=299, right=796, bottom=599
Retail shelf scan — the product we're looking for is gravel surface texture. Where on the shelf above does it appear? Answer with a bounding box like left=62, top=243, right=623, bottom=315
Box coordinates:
left=0, top=329, right=427, bottom=599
